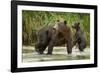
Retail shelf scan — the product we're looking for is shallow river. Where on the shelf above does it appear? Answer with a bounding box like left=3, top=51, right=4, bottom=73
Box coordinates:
left=22, top=46, right=90, bottom=63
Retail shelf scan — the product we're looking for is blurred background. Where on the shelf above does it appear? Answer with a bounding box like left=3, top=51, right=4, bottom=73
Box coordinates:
left=22, top=10, right=90, bottom=46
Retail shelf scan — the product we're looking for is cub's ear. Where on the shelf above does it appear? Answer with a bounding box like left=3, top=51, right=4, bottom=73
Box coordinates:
left=57, top=20, right=59, bottom=22
left=77, top=22, right=80, bottom=25
left=64, top=20, right=67, bottom=24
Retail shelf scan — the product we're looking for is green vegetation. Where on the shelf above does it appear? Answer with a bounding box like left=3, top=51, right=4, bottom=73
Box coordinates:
left=22, top=10, right=90, bottom=46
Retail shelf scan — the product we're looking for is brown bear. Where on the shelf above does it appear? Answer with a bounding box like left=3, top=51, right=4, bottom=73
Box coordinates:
left=35, top=20, right=73, bottom=55
left=72, top=22, right=86, bottom=52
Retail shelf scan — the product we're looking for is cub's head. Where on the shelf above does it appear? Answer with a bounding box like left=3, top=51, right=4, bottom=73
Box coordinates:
left=72, top=22, right=80, bottom=30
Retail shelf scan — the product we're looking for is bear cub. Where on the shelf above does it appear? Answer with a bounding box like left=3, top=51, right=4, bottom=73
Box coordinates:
left=72, top=22, right=86, bottom=52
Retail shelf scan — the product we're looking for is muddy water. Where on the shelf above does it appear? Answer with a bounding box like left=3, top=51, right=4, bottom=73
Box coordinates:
left=22, top=46, right=90, bottom=62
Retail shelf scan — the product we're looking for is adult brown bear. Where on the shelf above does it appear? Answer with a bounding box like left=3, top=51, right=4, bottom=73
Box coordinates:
left=35, top=20, right=73, bottom=55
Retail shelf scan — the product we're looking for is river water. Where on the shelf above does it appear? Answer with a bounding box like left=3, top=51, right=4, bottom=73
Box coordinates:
left=22, top=46, right=90, bottom=63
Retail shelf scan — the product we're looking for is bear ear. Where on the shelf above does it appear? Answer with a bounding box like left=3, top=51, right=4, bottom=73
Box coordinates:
left=77, top=22, right=80, bottom=25
left=57, top=20, right=59, bottom=22
left=64, top=20, right=67, bottom=24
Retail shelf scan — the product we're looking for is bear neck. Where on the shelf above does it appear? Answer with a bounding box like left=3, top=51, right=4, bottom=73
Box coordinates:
left=76, top=27, right=80, bottom=31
